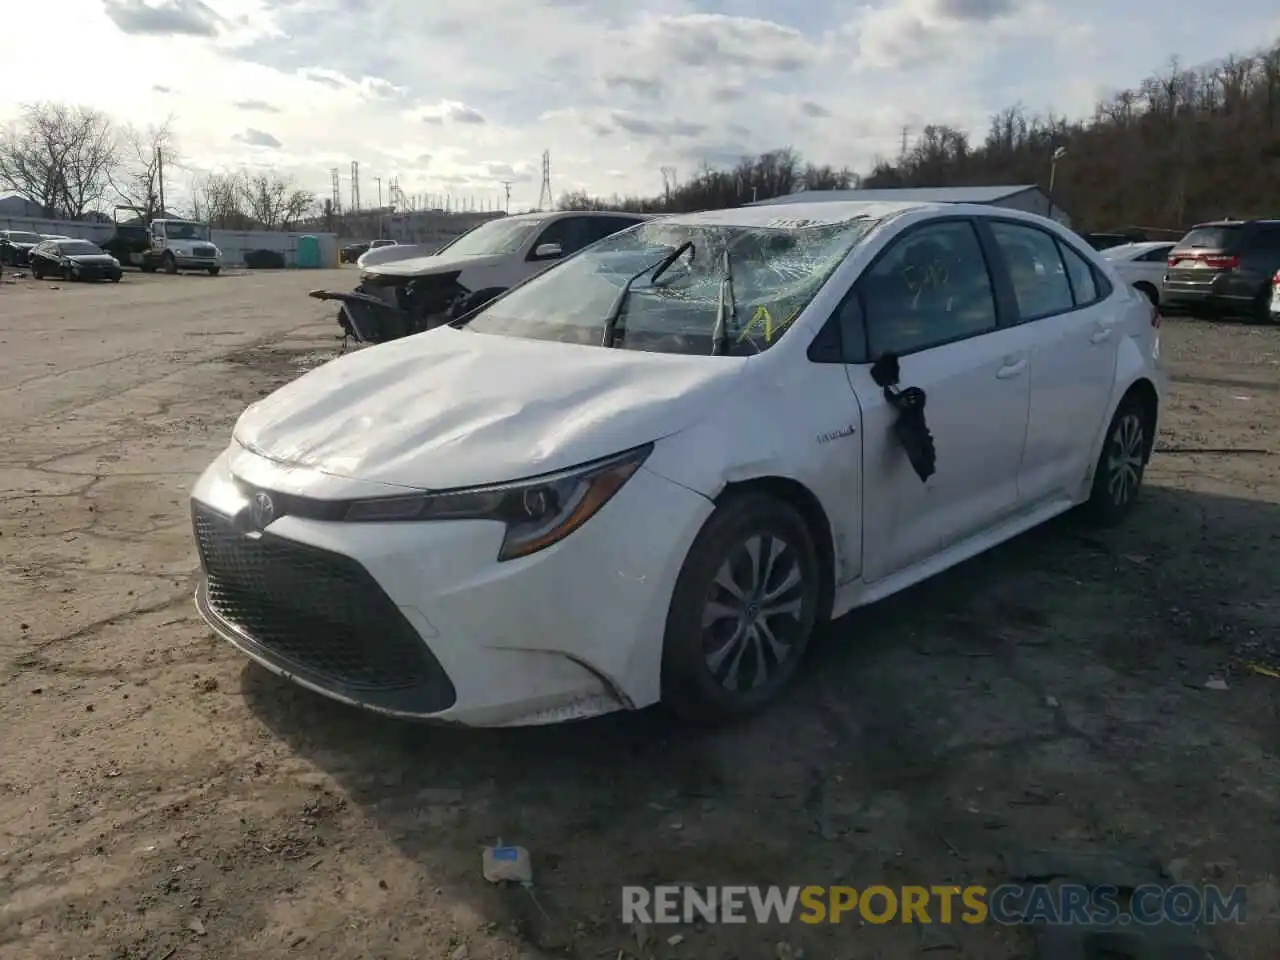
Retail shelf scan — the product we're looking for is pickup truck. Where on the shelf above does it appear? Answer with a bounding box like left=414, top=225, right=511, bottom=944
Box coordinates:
left=101, top=218, right=223, bottom=274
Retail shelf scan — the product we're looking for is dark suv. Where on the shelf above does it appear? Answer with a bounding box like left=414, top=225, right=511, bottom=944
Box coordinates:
left=1161, top=219, right=1280, bottom=320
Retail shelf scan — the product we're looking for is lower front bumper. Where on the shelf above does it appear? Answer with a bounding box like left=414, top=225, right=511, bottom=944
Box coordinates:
left=190, top=447, right=714, bottom=726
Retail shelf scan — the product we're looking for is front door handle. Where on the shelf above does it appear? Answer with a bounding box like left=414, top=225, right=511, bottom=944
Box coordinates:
left=1090, top=327, right=1113, bottom=344
left=996, top=358, right=1027, bottom=379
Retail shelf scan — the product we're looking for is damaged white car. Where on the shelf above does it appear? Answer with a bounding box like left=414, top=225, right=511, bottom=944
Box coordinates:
left=192, top=200, right=1163, bottom=727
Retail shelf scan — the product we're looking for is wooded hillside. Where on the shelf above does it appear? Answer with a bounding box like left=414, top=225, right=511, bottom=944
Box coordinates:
left=560, top=39, right=1280, bottom=233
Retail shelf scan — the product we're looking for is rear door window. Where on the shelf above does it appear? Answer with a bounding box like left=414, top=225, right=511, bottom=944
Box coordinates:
left=989, top=221, right=1074, bottom=320
left=1138, top=245, right=1175, bottom=262
left=1058, top=242, right=1100, bottom=305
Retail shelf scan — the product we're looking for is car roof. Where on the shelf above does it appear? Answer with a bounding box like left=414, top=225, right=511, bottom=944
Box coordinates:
left=1190, top=219, right=1279, bottom=228
left=1103, top=241, right=1174, bottom=257
left=659, top=199, right=987, bottom=229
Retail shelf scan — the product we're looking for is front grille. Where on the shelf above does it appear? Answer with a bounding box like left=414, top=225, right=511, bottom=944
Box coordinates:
left=193, top=505, right=456, bottom=714
left=193, top=246, right=216, bottom=257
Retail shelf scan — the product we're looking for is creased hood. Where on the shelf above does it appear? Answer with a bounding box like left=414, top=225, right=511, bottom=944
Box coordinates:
left=232, top=327, right=746, bottom=490
left=364, top=250, right=503, bottom=278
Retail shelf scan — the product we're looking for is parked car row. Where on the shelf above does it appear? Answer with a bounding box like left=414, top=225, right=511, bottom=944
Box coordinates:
left=0, top=234, right=123, bottom=283
left=1098, top=218, right=1280, bottom=323
left=0, top=229, right=74, bottom=266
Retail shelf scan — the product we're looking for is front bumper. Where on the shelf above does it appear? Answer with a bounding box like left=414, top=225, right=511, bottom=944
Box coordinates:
left=175, top=256, right=221, bottom=269
left=190, top=446, right=713, bottom=726
left=71, top=263, right=122, bottom=280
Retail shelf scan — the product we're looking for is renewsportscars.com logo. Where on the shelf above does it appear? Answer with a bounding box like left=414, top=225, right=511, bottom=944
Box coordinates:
left=622, top=884, right=1248, bottom=926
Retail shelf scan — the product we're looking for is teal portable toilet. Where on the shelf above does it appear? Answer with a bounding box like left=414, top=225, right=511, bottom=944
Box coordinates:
left=296, top=235, right=321, bottom=269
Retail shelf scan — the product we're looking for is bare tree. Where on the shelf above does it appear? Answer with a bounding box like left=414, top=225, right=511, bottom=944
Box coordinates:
left=191, top=171, right=253, bottom=229
left=238, top=172, right=315, bottom=229
left=112, top=118, right=180, bottom=220
left=0, top=102, right=118, bottom=218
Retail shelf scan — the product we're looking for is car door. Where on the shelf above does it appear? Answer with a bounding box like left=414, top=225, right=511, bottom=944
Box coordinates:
left=844, top=217, right=1038, bottom=583
left=982, top=219, right=1121, bottom=506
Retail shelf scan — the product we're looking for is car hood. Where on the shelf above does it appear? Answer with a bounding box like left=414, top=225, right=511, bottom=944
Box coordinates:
left=232, top=326, right=746, bottom=490
left=12, top=242, right=37, bottom=250
left=363, top=250, right=504, bottom=278
left=69, top=254, right=117, bottom=264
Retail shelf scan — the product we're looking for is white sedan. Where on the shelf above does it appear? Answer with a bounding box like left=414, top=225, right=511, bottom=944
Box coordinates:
left=191, top=200, right=1164, bottom=727
left=1100, top=241, right=1176, bottom=306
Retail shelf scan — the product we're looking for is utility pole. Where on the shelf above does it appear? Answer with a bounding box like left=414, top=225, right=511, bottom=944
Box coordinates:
left=899, top=125, right=910, bottom=159
left=350, top=161, right=361, bottom=212
left=374, top=176, right=382, bottom=209
left=501, top=181, right=512, bottom=213
left=156, top=145, right=165, bottom=217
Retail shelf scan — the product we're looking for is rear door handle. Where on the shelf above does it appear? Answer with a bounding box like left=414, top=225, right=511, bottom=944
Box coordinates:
left=996, top=357, right=1027, bottom=379
left=1091, top=326, right=1113, bottom=344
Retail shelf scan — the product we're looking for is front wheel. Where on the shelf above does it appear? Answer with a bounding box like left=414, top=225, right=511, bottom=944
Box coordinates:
left=661, top=494, right=821, bottom=722
left=163, top=252, right=178, bottom=275
left=1084, top=395, right=1150, bottom=526
left=208, top=266, right=220, bottom=276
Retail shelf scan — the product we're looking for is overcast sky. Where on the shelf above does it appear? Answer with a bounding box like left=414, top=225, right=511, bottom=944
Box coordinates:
left=1, top=0, right=1277, bottom=211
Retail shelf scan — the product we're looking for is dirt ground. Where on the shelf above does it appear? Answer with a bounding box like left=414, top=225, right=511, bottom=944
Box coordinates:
left=0, top=267, right=1277, bottom=960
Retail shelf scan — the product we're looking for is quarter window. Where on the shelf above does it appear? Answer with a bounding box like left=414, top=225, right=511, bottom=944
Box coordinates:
left=1138, top=246, right=1174, bottom=262
left=859, top=220, right=998, bottom=357
left=989, top=221, right=1073, bottom=320
left=1058, top=242, right=1100, bottom=305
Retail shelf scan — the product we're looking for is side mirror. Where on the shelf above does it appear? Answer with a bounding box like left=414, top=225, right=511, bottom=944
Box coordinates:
left=534, top=242, right=562, bottom=259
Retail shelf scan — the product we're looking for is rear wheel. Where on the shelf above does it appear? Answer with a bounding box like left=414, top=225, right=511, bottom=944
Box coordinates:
left=1084, top=394, right=1150, bottom=526
left=661, top=494, right=820, bottom=722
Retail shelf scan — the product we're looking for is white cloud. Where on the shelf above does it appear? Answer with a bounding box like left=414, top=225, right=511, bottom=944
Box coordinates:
left=0, top=0, right=1277, bottom=211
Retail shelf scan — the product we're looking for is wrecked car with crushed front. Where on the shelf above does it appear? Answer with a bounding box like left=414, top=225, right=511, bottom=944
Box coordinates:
left=309, top=209, right=650, bottom=344
left=193, top=200, right=1162, bottom=728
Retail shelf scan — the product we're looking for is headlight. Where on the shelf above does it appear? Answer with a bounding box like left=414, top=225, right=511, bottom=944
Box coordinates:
left=341, top=443, right=652, bottom=561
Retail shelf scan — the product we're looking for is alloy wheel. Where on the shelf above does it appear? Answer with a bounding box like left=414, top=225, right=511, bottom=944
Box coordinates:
left=1106, top=412, right=1145, bottom=507
left=700, top=533, right=806, bottom=692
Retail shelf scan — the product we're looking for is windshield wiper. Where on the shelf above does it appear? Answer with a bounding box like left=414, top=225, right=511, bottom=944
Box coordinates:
left=600, top=241, right=695, bottom=348
left=710, top=247, right=738, bottom=356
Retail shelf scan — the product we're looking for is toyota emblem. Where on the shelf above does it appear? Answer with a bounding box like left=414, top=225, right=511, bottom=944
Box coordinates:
left=249, top=491, right=275, bottom=530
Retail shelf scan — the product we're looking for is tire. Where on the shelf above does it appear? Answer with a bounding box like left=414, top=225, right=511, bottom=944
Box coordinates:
left=1084, top=394, right=1151, bottom=526
left=1134, top=282, right=1158, bottom=307
left=140, top=260, right=157, bottom=274
left=32, top=266, right=43, bottom=280
left=110, top=273, right=121, bottom=283
left=63, top=264, right=75, bottom=281
left=208, top=266, right=220, bottom=276
left=661, top=493, right=821, bottom=722
left=163, top=252, right=178, bottom=275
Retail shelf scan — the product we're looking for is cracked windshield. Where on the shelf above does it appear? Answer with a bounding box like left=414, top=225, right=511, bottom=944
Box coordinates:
left=0, top=1, right=1276, bottom=959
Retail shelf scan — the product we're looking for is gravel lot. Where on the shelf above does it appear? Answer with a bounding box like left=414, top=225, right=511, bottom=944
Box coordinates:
left=0, top=269, right=1277, bottom=960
